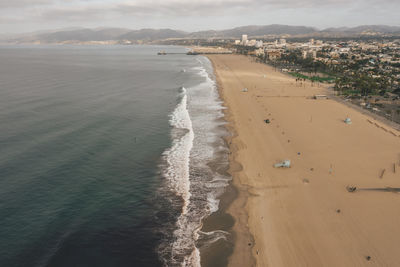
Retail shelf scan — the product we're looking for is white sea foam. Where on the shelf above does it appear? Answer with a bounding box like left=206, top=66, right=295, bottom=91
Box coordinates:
left=162, top=86, right=197, bottom=266
left=161, top=57, right=231, bottom=267
left=207, top=193, right=220, bottom=213
left=163, top=87, right=194, bottom=213
left=198, top=230, right=230, bottom=242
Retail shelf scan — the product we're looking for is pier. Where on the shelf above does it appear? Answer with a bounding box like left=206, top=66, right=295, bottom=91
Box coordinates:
left=158, top=47, right=232, bottom=56
left=158, top=51, right=186, bottom=55
left=186, top=51, right=232, bottom=55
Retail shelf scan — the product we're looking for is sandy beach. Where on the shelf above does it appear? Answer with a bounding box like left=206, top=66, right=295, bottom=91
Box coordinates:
left=207, top=54, right=400, bottom=266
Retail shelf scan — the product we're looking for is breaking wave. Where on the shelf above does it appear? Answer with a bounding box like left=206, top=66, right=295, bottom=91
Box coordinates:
left=159, top=57, right=230, bottom=266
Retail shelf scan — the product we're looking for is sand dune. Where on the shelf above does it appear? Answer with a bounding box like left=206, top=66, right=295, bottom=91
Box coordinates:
left=208, top=54, right=400, bottom=266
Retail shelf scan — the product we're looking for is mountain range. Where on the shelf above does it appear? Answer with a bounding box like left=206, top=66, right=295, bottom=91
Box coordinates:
left=2, top=24, right=400, bottom=44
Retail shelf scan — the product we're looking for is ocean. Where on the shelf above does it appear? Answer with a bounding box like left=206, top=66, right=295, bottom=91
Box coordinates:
left=0, top=45, right=232, bottom=266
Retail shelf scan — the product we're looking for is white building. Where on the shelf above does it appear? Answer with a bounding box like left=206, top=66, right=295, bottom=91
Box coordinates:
left=241, top=34, right=248, bottom=45
left=248, top=39, right=257, bottom=46
left=255, top=48, right=265, bottom=56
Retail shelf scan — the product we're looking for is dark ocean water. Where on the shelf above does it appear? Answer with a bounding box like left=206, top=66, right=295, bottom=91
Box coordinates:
left=0, top=45, right=230, bottom=267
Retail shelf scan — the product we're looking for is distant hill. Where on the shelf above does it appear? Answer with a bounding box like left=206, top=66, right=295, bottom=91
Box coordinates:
left=322, top=25, right=400, bottom=34
left=200, top=24, right=317, bottom=38
left=7, top=28, right=188, bottom=43
left=30, top=28, right=131, bottom=42
left=6, top=24, right=318, bottom=43
left=119, top=29, right=188, bottom=41
left=188, top=25, right=317, bottom=39
left=6, top=28, right=126, bottom=43
left=4, top=24, right=400, bottom=44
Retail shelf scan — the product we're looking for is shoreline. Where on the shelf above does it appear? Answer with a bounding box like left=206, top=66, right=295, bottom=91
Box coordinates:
left=213, top=58, right=256, bottom=266
left=206, top=54, right=400, bottom=266
left=202, top=55, right=256, bottom=267
left=197, top=55, right=255, bottom=267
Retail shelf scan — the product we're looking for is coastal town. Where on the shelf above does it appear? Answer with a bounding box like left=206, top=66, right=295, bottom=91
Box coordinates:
left=234, top=34, right=400, bottom=92
left=192, top=34, right=400, bottom=124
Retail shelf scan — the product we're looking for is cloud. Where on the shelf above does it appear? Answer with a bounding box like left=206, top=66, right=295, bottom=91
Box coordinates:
left=15, top=0, right=370, bottom=21
left=0, top=0, right=52, bottom=8
left=114, top=0, right=351, bottom=16
left=0, top=0, right=398, bottom=32
left=35, top=0, right=398, bottom=25
left=40, top=6, right=106, bottom=21
left=111, top=0, right=399, bottom=14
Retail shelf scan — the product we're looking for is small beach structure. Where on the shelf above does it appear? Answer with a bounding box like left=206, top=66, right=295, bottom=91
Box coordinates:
left=313, top=94, right=328, bottom=100
left=346, top=186, right=357, bottom=192
left=274, top=160, right=291, bottom=168
left=344, top=117, right=352, bottom=124
left=242, top=88, right=248, bottom=92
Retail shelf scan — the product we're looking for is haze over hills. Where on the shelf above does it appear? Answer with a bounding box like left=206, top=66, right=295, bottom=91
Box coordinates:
left=189, top=25, right=318, bottom=38
left=119, top=29, right=187, bottom=41
left=324, top=25, right=400, bottom=33
left=4, top=28, right=132, bottom=43
left=3, top=24, right=400, bottom=44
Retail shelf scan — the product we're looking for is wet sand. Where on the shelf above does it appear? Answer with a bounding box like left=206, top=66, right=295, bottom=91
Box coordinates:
left=207, top=54, right=400, bottom=266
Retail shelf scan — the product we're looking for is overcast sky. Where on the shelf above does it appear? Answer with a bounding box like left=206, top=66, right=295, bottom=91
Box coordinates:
left=0, top=0, right=399, bottom=33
